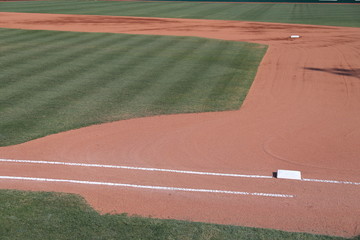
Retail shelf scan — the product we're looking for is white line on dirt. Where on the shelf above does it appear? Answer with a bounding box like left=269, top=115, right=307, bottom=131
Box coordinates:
left=1, top=159, right=359, bottom=186
left=0, top=159, right=272, bottom=179
left=0, top=176, right=294, bottom=198
left=302, top=178, right=360, bottom=185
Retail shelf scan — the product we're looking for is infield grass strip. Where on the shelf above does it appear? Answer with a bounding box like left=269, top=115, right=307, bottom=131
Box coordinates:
left=0, top=1, right=359, bottom=27
left=0, top=28, right=266, bottom=146
left=0, top=189, right=355, bottom=240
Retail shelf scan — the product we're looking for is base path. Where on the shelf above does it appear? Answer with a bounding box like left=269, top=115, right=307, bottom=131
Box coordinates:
left=0, top=12, right=360, bottom=237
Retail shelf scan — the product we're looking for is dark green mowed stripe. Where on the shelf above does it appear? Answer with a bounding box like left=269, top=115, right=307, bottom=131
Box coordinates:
left=0, top=28, right=266, bottom=146
left=0, top=1, right=359, bottom=27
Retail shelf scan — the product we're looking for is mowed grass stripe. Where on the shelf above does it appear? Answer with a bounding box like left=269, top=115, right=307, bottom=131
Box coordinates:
left=1, top=34, right=150, bottom=132
left=131, top=2, right=197, bottom=17
left=130, top=38, right=208, bottom=112
left=30, top=36, right=179, bottom=131
left=0, top=32, right=111, bottom=109
left=239, top=3, right=275, bottom=20
left=0, top=28, right=47, bottom=44
left=0, top=1, right=359, bottom=27
left=191, top=41, right=256, bottom=111
left=51, top=35, right=167, bottom=121
left=79, top=2, right=167, bottom=16
left=73, top=37, right=206, bottom=121
left=75, top=36, right=198, bottom=121
left=0, top=1, right=88, bottom=13
left=96, top=37, right=208, bottom=118
left=0, top=30, right=71, bottom=59
left=0, top=33, right=135, bottom=115
left=0, top=31, right=104, bottom=89
left=0, top=28, right=267, bottom=146
left=150, top=40, right=230, bottom=113
left=51, top=35, right=177, bottom=121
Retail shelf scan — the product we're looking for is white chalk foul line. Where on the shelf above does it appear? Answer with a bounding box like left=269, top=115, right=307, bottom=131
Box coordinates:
left=0, top=176, right=294, bottom=198
left=1, top=159, right=359, bottom=186
left=302, top=178, right=360, bottom=185
left=0, top=159, right=272, bottom=179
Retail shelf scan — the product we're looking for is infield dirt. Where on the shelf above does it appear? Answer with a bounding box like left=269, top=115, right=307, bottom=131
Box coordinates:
left=0, top=12, right=359, bottom=237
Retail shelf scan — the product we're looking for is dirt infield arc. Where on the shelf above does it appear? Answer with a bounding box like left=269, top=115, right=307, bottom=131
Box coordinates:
left=0, top=12, right=360, bottom=237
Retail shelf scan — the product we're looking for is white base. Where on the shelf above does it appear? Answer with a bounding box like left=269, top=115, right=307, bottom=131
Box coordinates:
left=277, top=170, right=302, bottom=180
left=290, top=35, right=300, bottom=39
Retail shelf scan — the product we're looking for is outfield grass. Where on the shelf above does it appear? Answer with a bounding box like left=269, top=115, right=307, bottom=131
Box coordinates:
left=1, top=189, right=358, bottom=240
left=0, top=28, right=266, bottom=146
left=0, top=1, right=359, bottom=27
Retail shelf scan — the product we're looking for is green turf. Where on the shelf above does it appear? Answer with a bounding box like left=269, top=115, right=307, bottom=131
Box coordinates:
left=0, top=28, right=266, bottom=146
left=1, top=189, right=358, bottom=240
left=0, top=1, right=359, bottom=27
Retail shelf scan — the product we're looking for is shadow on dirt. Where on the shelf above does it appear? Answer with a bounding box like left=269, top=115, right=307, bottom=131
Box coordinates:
left=305, top=67, right=360, bottom=79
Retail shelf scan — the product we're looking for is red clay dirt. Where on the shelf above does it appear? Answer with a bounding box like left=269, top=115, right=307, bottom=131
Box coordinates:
left=0, top=12, right=360, bottom=237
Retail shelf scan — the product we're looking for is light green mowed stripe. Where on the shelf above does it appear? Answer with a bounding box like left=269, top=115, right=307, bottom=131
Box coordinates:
left=0, top=1, right=359, bottom=27
left=0, top=28, right=266, bottom=146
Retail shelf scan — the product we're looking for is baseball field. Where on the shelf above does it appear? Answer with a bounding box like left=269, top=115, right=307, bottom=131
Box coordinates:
left=0, top=1, right=359, bottom=239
